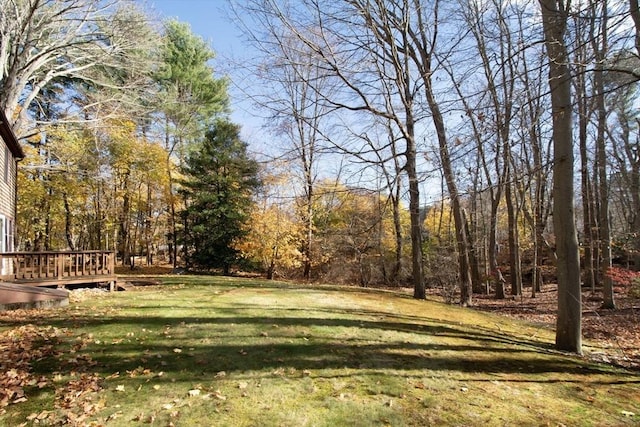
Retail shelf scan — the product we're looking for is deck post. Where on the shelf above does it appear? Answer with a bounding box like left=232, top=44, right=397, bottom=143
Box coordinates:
left=57, top=253, right=63, bottom=281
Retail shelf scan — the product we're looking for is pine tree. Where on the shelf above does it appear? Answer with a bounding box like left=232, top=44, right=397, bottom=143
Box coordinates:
left=179, top=120, right=260, bottom=274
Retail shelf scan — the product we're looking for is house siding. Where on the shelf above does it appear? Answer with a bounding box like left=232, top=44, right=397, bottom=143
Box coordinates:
left=0, top=144, right=17, bottom=220
left=0, top=109, right=22, bottom=259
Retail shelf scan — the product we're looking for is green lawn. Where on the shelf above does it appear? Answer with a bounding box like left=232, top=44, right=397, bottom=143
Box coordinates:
left=1, top=275, right=639, bottom=426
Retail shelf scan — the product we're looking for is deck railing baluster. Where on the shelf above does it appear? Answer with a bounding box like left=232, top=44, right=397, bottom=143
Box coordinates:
left=0, top=251, right=117, bottom=290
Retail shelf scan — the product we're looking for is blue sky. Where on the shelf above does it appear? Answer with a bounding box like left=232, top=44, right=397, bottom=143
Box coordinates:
left=148, top=0, right=244, bottom=59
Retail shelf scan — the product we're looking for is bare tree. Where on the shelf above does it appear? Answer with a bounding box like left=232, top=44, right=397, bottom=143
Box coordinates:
left=589, top=0, right=616, bottom=308
left=453, top=0, right=530, bottom=299
left=607, top=76, right=640, bottom=270
left=229, top=5, right=333, bottom=280
left=0, top=0, right=156, bottom=136
left=235, top=0, right=430, bottom=296
left=405, top=0, right=475, bottom=304
left=517, top=49, right=553, bottom=298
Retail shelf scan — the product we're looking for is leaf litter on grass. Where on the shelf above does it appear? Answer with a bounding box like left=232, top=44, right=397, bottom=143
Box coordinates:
left=0, top=276, right=639, bottom=426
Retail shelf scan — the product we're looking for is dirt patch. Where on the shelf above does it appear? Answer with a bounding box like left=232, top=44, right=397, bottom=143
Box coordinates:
left=114, top=265, right=174, bottom=275
left=468, top=284, right=640, bottom=370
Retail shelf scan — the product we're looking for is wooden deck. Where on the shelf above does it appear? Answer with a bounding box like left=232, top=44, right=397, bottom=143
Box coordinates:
left=0, top=251, right=117, bottom=291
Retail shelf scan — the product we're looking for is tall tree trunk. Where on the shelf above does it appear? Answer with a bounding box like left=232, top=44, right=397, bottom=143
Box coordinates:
left=406, top=132, right=426, bottom=299
left=489, top=201, right=506, bottom=299
left=505, top=162, right=522, bottom=297
left=463, top=209, right=482, bottom=294
left=578, top=78, right=597, bottom=293
left=119, top=186, right=131, bottom=266
left=591, top=1, right=615, bottom=309
left=63, top=192, right=75, bottom=250
left=165, top=121, right=178, bottom=269
left=411, top=0, right=472, bottom=304
left=392, top=190, right=403, bottom=281
left=521, top=50, right=548, bottom=297
left=540, top=0, right=582, bottom=354
left=302, top=178, right=313, bottom=280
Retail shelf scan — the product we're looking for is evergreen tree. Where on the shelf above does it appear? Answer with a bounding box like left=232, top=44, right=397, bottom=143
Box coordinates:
left=179, top=120, right=260, bottom=274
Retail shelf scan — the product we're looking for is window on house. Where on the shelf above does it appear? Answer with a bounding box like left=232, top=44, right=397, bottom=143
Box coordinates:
left=0, top=215, right=5, bottom=253
left=6, top=218, right=13, bottom=252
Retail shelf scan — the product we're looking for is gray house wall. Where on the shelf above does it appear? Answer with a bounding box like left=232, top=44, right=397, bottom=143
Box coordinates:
left=0, top=109, right=24, bottom=255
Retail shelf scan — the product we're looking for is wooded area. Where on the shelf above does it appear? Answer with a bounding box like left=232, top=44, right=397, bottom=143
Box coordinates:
left=2, top=0, right=640, bottom=355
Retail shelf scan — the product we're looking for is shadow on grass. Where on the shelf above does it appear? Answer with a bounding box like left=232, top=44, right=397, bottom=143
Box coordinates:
left=4, top=277, right=638, bottom=387
left=29, top=336, right=640, bottom=388
left=19, top=311, right=638, bottom=385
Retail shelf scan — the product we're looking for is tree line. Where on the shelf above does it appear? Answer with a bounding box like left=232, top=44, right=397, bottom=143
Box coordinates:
left=231, top=0, right=640, bottom=354
left=2, top=0, right=640, bottom=355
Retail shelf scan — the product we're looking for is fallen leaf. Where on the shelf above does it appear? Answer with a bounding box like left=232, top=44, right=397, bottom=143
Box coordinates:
left=153, top=385, right=161, bottom=390
left=115, top=385, right=125, bottom=392
left=26, top=412, right=40, bottom=421
left=106, top=411, right=123, bottom=421
left=238, top=381, right=248, bottom=389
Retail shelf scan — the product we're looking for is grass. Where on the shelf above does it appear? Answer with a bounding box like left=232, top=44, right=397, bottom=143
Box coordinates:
left=1, top=275, right=639, bottom=426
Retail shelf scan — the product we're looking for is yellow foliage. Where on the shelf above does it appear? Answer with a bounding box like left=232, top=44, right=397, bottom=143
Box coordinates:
left=423, top=200, right=455, bottom=245
left=236, top=202, right=303, bottom=273
left=311, top=180, right=411, bottom=259
left=16, top=119, right=173, bottom=251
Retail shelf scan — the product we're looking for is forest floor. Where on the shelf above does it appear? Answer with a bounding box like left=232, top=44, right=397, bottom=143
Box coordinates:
left=466, top=284, right=640, bottom=371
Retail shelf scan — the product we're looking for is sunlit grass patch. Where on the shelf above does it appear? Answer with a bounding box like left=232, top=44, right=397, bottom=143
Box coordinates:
left=0, top=275, right=638, bottom=426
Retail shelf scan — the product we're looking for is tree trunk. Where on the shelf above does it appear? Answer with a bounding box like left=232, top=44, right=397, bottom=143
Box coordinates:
left=119, top=187, right=131, bottom=266
left=540, top=0, right=582, bottom=354
left=302, top=181, right=313, bottom=280
left=407, top=134, right=426, bottom=299
left=392, top=191, right=403, bottom=282
left=463, top=209, right=482, bottom=294
left=592, top=2, right=615, bottom=309
left=578, top=80, right=596, bottom=293
left=489, top=202, right=506, bottom=299
left=417, top=52, right=471, bottom=304
left=63, top=192, right=75, bottom=250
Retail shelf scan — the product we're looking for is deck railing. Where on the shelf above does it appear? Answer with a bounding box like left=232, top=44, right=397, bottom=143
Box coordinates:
left=0, top=251, right=116, bottom=288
